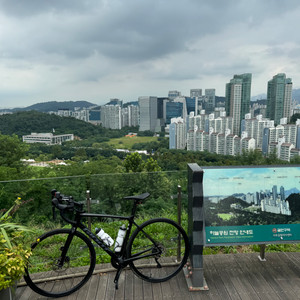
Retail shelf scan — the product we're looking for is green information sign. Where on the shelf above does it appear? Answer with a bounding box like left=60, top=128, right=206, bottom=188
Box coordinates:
left=206, top=224, right=300, bottom=245
left=203, top=166, right=300, bottom=245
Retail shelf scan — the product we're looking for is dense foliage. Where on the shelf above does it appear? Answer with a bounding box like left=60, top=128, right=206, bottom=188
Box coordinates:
left=0, top=110, right=296, bottom=230
left=0, top=111, right=137, bottom=139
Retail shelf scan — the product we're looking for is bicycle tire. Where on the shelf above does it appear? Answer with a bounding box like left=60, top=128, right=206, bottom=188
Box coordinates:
left=24, top=228, right=96, bottom=298
left=127, top=218, right=189, bottom=283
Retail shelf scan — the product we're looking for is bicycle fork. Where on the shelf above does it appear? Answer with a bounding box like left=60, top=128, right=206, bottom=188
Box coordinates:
left=57, top=228, right=76, bottom=268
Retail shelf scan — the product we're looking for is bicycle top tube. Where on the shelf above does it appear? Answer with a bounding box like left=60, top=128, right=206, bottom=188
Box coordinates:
left=52, top=190, right=150, bottom=226
left=80, top=212, right=133, bottom=221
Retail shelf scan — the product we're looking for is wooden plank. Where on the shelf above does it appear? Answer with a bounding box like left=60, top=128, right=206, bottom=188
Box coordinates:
left=233, top=253, right=281, bottom=300
left=132, top=272, right=144, bottom=300
left=15, top=285, right=36, bottom=300
left=76, top=276, right=95, bottom=300
left=270, top=253, right=300, bottom=298
left=95, top=273, right=109, bottom=300
left=225, top=265, right=259, bottom=300
left=114, top=271, right=126, bottom=299
left=142, top=279, right=153, bottom=300
left=286, top=252, right=300, bottom=264
left=204, top=256, right=231, bottom=300
left=278, top=252, right=300, bottom=281
left=174, top=270, right=193, bottom=299
left=210, top=255, right=242, bottom=300
left=160, top=280, right=173, bottom=300
left=257, top=254, right=299, bottom=300
left=14, top=253, right=300, bottom=300
left=124, top=269, right=134, bottom=300
left=151, top=283, right=163, bottom=300
left=103, top=272, right=116, bottom=300
left=64, top=277, right=83, bottom=300
left=85, top=275, right=100, bottom=299
left=14, top=286, right=26, bottom=300
left=168, top=274, right=190, bottom=300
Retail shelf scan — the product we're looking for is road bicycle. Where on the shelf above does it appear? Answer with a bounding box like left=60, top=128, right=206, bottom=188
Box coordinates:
left=24, top=190, right=189, bottom=298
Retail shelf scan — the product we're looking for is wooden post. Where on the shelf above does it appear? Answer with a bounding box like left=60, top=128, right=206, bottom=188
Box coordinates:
left=177, top=185, right=182, bottom=262
left=86, top=190, right=91, bottom=233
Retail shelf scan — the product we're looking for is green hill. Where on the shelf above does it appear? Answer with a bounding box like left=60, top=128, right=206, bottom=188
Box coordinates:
left=0, top=111, right=104, bottom=138
left=24, top=101, right=97, bottom=112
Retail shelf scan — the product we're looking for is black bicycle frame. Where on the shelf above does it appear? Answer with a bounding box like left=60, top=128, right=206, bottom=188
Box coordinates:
left=59, top=209, right=161, bottom=266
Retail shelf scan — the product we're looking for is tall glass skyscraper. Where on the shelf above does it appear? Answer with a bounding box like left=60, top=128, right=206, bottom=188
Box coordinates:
left=225, top=73, right=252, bottom=135
left=165, top=102, right=183, bottom=124
left=266, top=73, right=293, bottom=126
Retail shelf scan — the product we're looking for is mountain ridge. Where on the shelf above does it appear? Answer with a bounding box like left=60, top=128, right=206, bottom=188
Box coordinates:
left=0, top=101, right=97, bottom=113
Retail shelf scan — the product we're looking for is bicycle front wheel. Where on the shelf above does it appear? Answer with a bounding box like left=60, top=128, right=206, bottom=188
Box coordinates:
left=24, top=229, right=96, bottom=298
left=127, top=218, right=189, bottom=283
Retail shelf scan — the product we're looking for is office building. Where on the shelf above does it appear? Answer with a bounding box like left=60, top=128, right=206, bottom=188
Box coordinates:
left=266, top=73, right=293, bottom=125
left=190, top=89, right=202, bottom=98
left=165, top=101, right=183, bottom=124
left=205, top=89, right=216, bottom=114
left=139, top=96, right=162, bottom=132
left=168, top=90, right=181, bottom=99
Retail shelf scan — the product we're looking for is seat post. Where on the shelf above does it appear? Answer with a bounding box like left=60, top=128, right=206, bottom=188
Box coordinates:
left=130, top=200, right=139, bottom=217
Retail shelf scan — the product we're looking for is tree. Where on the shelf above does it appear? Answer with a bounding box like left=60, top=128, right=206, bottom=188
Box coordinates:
left=123, top=152, right=144, bottom=173
left=289, top=113, right=300, bottom=124
left=144, top=157, right=161, bottom=172
left=0, top=134, right=28, bottom=169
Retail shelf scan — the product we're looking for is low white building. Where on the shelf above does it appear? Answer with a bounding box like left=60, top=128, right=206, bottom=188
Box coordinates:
left=22, top=133, right=74, bottom=145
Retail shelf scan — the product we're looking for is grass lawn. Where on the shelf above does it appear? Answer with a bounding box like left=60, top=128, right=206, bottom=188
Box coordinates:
left=107, top=136, right=158, bottom=149
left=218, top=213, right=232, bottom=220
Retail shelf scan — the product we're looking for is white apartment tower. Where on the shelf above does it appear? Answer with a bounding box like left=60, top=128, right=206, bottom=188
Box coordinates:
left=101, top=105, right=121, bottom=129
left=122, top=105, right=139, bottom=127
left=169, top=117, right=186, bottom=149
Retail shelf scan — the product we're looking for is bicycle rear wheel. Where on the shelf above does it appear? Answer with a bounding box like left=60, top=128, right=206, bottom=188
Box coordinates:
left=24, top=228, right=96, bottom=298
left=127, top=218, right=189, bottom=283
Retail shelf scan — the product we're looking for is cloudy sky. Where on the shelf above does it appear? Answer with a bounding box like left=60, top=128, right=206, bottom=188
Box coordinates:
left=1, top=0, right=300, bottom=108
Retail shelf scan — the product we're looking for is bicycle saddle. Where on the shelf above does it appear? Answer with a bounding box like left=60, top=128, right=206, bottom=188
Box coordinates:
left=123, top=192, right=150, bottom=201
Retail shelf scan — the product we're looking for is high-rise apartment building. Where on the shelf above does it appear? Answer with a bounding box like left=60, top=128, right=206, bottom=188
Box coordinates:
left=241, top=114, right=274, bottom=149
left=122, top=105, right=139, bottom=127
left=100, top=105, right=121, bottom=129
left=169, top=117, right=186, bottom=149
left=225, top=73, right=252, bottom=135
left=266, top=73, right=293, bottom=125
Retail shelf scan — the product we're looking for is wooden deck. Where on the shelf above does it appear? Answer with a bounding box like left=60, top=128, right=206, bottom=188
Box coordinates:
left=16, top=252, right=300, bottom=300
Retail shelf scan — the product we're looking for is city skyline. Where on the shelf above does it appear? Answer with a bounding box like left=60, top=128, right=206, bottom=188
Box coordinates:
left=203, top=166, right=300, bottom=197
left=1, top=1, right=300, bottom=108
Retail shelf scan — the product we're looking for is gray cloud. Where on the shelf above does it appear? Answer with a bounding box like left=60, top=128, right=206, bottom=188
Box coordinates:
left=1, top=0, right=300, bottom=107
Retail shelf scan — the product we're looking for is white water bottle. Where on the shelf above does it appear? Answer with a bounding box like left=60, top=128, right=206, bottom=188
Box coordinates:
left=114, top=224, right=126, bottom=252
left=95, top=228, right=114, bottom=247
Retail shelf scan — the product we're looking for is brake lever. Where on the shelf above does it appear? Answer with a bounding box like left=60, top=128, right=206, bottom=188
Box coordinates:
left=52, top=198, right=59, bottom=220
